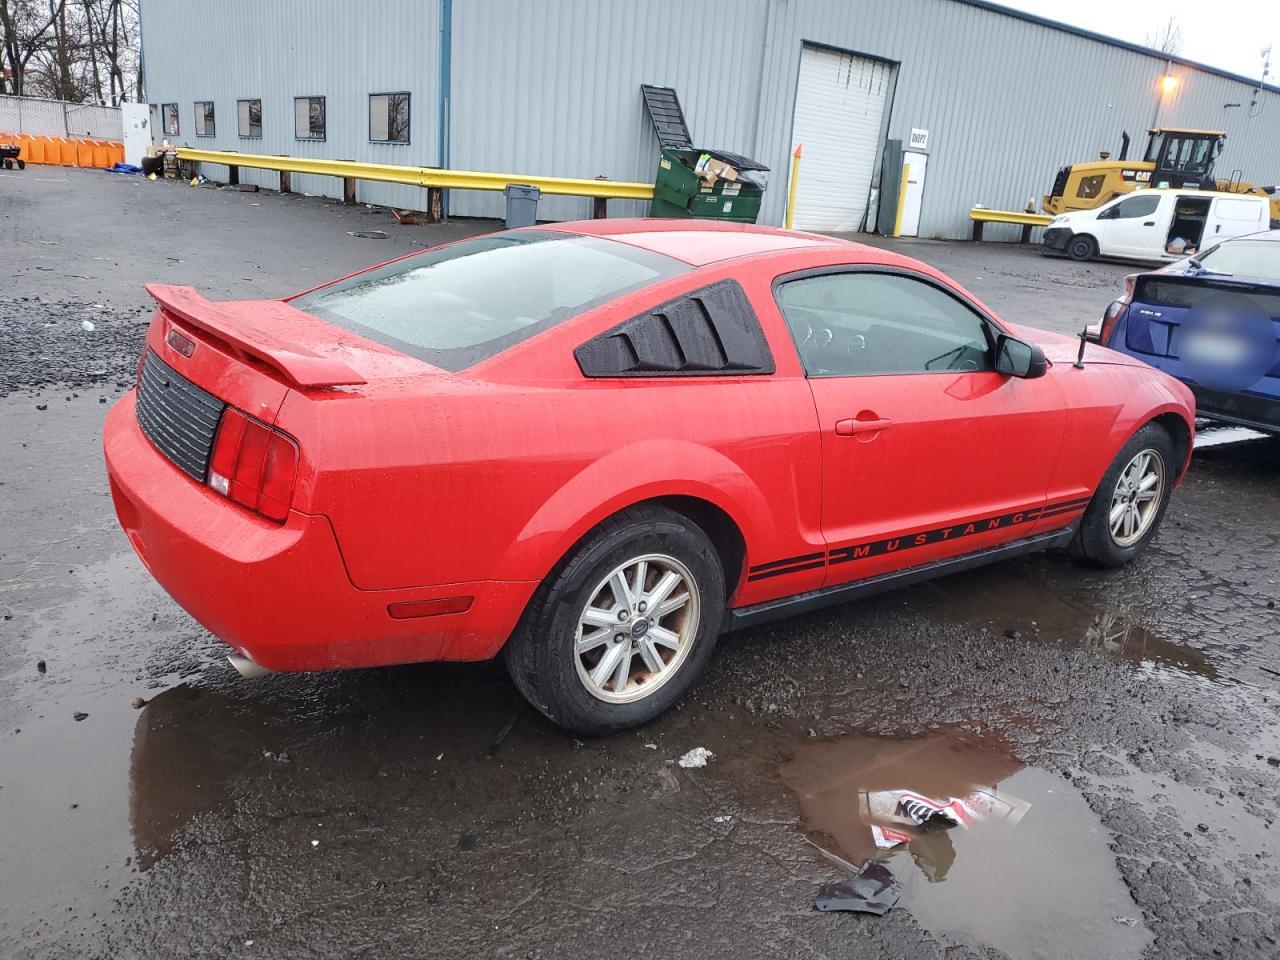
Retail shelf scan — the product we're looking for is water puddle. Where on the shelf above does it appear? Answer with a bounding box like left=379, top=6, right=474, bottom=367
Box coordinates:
left=782, top=731, right=1153, bottom=960
left=919, top=572, right=1219, bottom=682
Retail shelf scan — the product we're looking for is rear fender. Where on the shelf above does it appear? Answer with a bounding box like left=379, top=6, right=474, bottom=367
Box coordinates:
left=499, top=439, right=776, bottom=588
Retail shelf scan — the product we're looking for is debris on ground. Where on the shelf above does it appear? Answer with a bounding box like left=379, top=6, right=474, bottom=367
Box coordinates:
left=73, top=711, right=88, bottom=721
left=678, top=747, right=715, bottom=768
left=860, top=786, right=1030, bottom=850
left=1114, top=916, right=1140, bottom=927
left=347, top=230, right=389, bottom=240
left=486, top=716, right=517, bottom=758
left=262, top=749, right=292, bottom=764
left=80, top=320, right=95, bottom=332
left=130, top=696, right=147, bottom=709
left=36, top=660, right=46, bottom=674
left=391, top=209, right=427, bottom=224
left=653, top=767, right=681, bottom=795
left=815, top=861, right=902, bottom=915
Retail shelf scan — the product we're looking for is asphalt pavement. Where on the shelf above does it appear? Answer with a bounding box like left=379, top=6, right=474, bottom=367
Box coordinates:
left=2, top=168, right=1278, bottom=960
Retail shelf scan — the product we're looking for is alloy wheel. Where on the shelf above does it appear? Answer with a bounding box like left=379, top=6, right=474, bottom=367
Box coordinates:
left=573, top=553, right=701, bottom=704
left=1108, top=448, right=1165, bottom=547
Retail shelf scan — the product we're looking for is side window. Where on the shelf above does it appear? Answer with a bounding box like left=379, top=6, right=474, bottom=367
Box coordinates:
left=1111, top=194, right=1161, bottom=220
left=575, top=280, right=775, bottom=377
left=369, top=92, right=410, bottom=143
left=194, top=101, right=215, bottom=137
left=776, top=272, right=993, bottom=377
left=161, top=103, right=179, bottom=136
left=294, top=96, right=326, bottom=140
left=237, top=99, right=262, bottom=138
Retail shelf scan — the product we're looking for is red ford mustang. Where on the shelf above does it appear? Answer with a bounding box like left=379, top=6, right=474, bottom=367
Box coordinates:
left=104, top=220, right=1195, bottom=734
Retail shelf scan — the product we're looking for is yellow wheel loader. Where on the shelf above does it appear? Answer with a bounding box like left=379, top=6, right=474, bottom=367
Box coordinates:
left=1043, top=128, right=1279, bottom=223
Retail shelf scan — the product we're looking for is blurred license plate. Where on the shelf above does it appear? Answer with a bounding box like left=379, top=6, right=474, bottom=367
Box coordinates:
left=1181, top=331, right=1249, bottom=366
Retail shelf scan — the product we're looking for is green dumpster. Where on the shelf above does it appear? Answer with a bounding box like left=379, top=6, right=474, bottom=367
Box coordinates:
left=651, top=148, right=768, bottom=223
left=641, top=85, right=770, bottom=223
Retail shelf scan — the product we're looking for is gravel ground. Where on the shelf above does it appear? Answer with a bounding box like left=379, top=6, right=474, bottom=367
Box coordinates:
left=1, top=168, right=1277, bottom=960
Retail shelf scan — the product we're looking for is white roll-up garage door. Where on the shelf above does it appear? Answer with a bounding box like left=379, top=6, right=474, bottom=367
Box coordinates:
left=789, top=45, right=893, bottom=232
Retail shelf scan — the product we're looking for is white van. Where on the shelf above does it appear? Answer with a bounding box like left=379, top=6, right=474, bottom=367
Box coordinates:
left=1041, top=189, right=1271, bottom=262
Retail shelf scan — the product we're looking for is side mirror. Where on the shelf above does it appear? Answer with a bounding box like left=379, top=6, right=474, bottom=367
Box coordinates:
left=994, top=335, right=1048, bottom=379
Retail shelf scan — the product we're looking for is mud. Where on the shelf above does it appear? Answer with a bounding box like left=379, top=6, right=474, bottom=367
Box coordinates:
left=3, top=169, right=1279, bottom=960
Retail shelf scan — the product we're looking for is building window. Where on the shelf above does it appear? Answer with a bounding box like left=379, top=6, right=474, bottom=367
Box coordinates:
left=237, top=99, right=262, bottom=138
left=194, top=101, right=215, bottom=137
left=161, top=103, right=179, bottom=136
left=294, top=96, right=326, bottom=140
left=369, top=92, right=409, bottom=143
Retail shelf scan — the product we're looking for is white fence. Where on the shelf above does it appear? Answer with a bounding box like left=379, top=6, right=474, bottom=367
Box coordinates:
left=0, top=95, right=123, bottom=139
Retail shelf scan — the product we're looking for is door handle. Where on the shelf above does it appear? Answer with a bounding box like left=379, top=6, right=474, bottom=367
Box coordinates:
left=1142, top=220, right=1155, bottom=226
left=835, top=416, right=892, bottom=436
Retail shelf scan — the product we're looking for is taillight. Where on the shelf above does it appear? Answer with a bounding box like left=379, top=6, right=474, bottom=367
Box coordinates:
left=1099, top=274, right=1138, bottom=346
left=208, top=407, right=299, bottom=522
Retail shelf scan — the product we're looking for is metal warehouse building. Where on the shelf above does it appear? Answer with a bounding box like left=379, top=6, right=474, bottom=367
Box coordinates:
left=139, top=0, right=1280, bottom=239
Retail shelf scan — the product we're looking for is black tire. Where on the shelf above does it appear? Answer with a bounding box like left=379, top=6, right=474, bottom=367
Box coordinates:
left=1066, top=234, right=1098, bottom=261
left=16, top=159, right=25, bottom=170
left=504, top=504, right=725, bottom=736
left=1070, top=422, right=1175, bottom=568
left=1, top=159, right=11, bottom=171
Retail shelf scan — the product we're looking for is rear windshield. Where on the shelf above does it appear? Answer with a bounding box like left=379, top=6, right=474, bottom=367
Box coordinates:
left=291, top=230, right=688, bottom=371
left=1191, top=238, right=1280, bottom=283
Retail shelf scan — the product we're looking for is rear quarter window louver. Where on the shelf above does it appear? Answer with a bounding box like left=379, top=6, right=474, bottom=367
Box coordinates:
left=574, top=279, right=775, bottom=377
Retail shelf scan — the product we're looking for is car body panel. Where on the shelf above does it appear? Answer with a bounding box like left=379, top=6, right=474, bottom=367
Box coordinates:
left=1097, top=232, right=1279, bottom=432
left=103, top=220, right=1197, bottom=673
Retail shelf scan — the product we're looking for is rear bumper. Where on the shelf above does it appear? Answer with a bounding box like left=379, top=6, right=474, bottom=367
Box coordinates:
left=103, top=392, right=535, bottom=670
left=1186, top=383, right=1280, bottom=433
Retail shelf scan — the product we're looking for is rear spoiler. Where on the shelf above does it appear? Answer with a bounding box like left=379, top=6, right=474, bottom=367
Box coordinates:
left=144, top=284, right=367, bottom=388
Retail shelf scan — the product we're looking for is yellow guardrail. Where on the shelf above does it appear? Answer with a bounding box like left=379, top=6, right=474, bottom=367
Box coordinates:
left=968, top=207, right=1053, bottom=243
left=969, top=207, right=1054, bottom=226
left=175, top=146, right=655, bottom=201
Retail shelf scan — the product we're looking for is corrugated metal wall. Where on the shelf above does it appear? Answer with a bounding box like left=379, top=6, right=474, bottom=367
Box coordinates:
left=140, top=0, right=1280, bottom=239
left=139, top=0, right=438, bottom=210
left=750, top=0, right=1280, bottom=239
left=448, top=0, right=770, bottom=221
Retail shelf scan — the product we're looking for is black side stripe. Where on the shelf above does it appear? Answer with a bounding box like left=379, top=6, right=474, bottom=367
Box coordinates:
left=748, top=551, right=826, bottom=574
left=746, top=497, right=1093, bottom=582
left=746, top=559, right=827, bottom=581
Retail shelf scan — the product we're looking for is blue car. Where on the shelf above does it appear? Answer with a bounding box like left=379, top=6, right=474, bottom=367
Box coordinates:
left=1096, top=230, right=1280, bottom=433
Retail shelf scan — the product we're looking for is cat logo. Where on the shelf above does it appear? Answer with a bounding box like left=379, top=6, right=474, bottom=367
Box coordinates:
left=1120, top=169, right=1153, bottom=183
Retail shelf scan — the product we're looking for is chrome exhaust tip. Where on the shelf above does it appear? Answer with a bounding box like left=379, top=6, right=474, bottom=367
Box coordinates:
left=227, top=653, right=273, bottom=679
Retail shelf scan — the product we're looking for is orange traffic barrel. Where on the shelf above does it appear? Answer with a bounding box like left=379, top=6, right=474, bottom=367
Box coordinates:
left=58, top=138, right=78, bottom=166
left=76, top=139, right=96, bottom=167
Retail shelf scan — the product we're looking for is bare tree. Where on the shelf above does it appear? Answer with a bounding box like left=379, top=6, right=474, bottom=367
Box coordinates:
left=1146, top=16, right=1183, bottom=57
left=0, top=0, right=63, bottom=96
left=1, top=0, right=137, bottom=102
